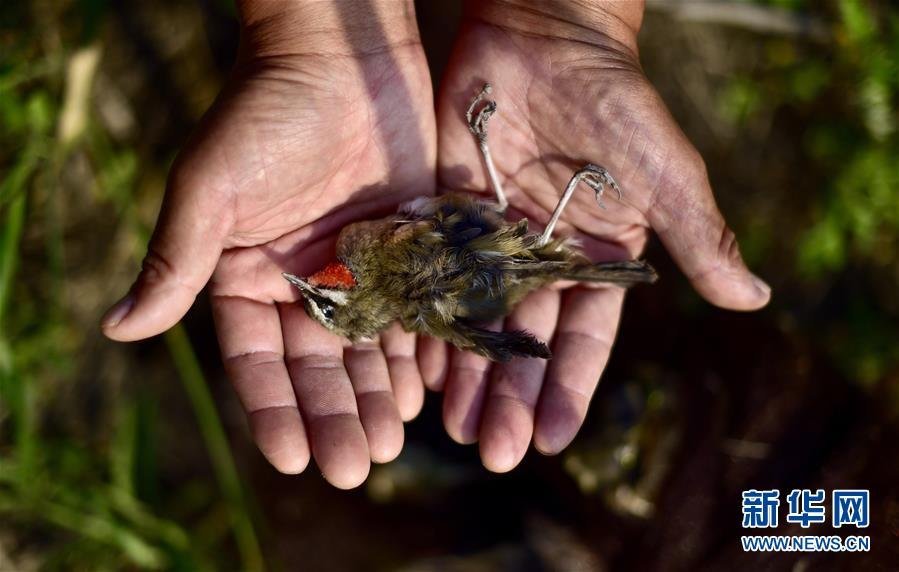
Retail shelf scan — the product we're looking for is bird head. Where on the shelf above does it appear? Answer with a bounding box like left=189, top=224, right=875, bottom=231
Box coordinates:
left=283, top=261, right=359, bottom=336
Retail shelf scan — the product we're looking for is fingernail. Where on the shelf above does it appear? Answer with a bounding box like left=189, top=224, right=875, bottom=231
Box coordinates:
left=101, top=294, right=135, bottom=328
left=751, top=274, right=771, bottom=298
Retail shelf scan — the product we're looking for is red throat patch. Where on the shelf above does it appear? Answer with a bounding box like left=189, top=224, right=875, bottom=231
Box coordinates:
left=307, top=261, right=356, bottom=289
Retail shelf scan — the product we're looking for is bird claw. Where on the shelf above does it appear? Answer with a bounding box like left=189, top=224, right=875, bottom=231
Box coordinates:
left=466, top=84, right=496, bottom=142
left=579, top=164, right=621, bottom=210
left=538, top=163, right=624, bottom=247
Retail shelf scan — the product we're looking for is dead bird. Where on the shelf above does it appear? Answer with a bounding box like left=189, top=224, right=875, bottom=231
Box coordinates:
left=284, top=84, right=657, bottom=361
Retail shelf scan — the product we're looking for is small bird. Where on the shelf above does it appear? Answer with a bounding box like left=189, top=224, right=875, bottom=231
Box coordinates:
left=284, top=84, right=657, bottom=361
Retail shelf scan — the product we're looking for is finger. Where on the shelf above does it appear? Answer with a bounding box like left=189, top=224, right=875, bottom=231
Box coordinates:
left=212, top=295, right=310, bottom=474
left=534, top=287, right=625, bottom=455
left=280, top=302, right=370, bottom=489
left=417, top=335, right=450, bottom=391
left=380, top=323, right=425, bottom=421
left=102, top=171, right=232, bottom=341
left=441, top=321, right=501, bottom=444
left=646, top=140, right=770, bottom=310
left=343, top=340, right=404, bottom=463
left=479, top=288, right=560, bottom=473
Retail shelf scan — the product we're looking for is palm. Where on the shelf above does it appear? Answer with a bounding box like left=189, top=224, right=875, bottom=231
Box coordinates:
left=208, top=53, right=435, bottom=307
left=427, top=21, right=761, bottom=472
left=108, top=49, right=436, bottom=488
left=212, top=52, right=435, bottom=488
left=191, top=54, right=434, bottom=245
left=439, top=24, right=677, bottom=253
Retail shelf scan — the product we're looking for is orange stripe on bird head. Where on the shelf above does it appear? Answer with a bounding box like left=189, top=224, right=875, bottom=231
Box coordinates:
left=307, top=261, right=356, bottom=289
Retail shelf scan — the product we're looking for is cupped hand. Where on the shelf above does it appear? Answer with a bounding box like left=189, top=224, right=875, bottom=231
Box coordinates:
left=101, top=2, right=435, bottom=489
left=426, top=4, right=770, bottom=472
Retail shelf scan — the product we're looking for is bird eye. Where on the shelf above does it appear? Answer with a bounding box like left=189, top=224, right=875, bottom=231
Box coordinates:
left=319, top=303, right=335, bottom=320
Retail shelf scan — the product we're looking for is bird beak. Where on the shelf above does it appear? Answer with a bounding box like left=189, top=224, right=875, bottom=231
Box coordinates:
left=282, top=273, right=318, bottom=296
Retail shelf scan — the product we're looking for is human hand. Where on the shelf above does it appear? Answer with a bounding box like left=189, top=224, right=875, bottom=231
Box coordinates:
left=101, top=1, right=435, bottom=488
left=425, top=0, right=770, bottom=472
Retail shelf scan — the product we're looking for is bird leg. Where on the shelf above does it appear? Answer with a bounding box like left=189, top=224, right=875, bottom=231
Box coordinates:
left=466, top=83, right=508, bottom=212
left=537, top=164, right=622, bottom=248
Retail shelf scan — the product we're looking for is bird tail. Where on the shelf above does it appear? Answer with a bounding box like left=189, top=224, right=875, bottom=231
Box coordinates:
left=454, top=322, right=552, bottom=362
left=560, top=260, right=658, bottom=286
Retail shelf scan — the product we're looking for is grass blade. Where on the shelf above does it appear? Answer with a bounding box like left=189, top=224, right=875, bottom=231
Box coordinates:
left=164, top=324, right=264, bottom=572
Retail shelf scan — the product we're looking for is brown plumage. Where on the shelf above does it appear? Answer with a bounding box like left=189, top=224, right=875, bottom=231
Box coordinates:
left=284, top=193, right=656, bottom=361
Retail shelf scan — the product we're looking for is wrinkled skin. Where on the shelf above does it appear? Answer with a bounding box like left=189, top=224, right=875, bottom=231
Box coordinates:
left=102, top=1, right=769, bottom=487
left=425, top=12, right=769, bottom=472
left=102, top=11, right=438, bottom=488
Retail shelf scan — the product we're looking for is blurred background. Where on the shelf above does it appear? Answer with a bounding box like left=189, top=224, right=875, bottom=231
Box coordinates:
left=1, top=0, right=897, bottom=570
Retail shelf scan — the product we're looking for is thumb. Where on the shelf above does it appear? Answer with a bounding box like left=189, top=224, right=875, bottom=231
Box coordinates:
left=102, top=176, right=232, bottom=341
left=647, top=150, right=770, bottom=311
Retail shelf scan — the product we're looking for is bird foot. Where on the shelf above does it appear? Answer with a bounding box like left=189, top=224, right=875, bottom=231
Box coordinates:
left=466, top=83, right=496, bottom=142
left=577, top=164, right=622, bottom=210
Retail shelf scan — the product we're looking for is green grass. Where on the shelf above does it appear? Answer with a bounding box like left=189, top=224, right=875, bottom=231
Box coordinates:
left=0, top=4, right=265, bottom=569
left=164, top=325, right=264, bottom=572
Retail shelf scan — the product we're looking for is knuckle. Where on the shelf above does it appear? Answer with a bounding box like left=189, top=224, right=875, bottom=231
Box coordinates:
left=688, top=224, right=744, bottom=282
left=493, top=391, right=534, bottom=414
left=683, top=146, right=708, bottom=180
left=647, top=147, right=710, bottom=228
left=140, top=246, right=200, bottom=294
left=669, top=147, right=708, bottom=195
left=140, top=247, right=177, bottom=285
left=718, top=225, right=744, bottom=268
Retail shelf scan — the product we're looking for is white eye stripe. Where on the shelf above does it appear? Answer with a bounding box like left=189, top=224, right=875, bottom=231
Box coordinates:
left=320, top=289, right=349, bottom=305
